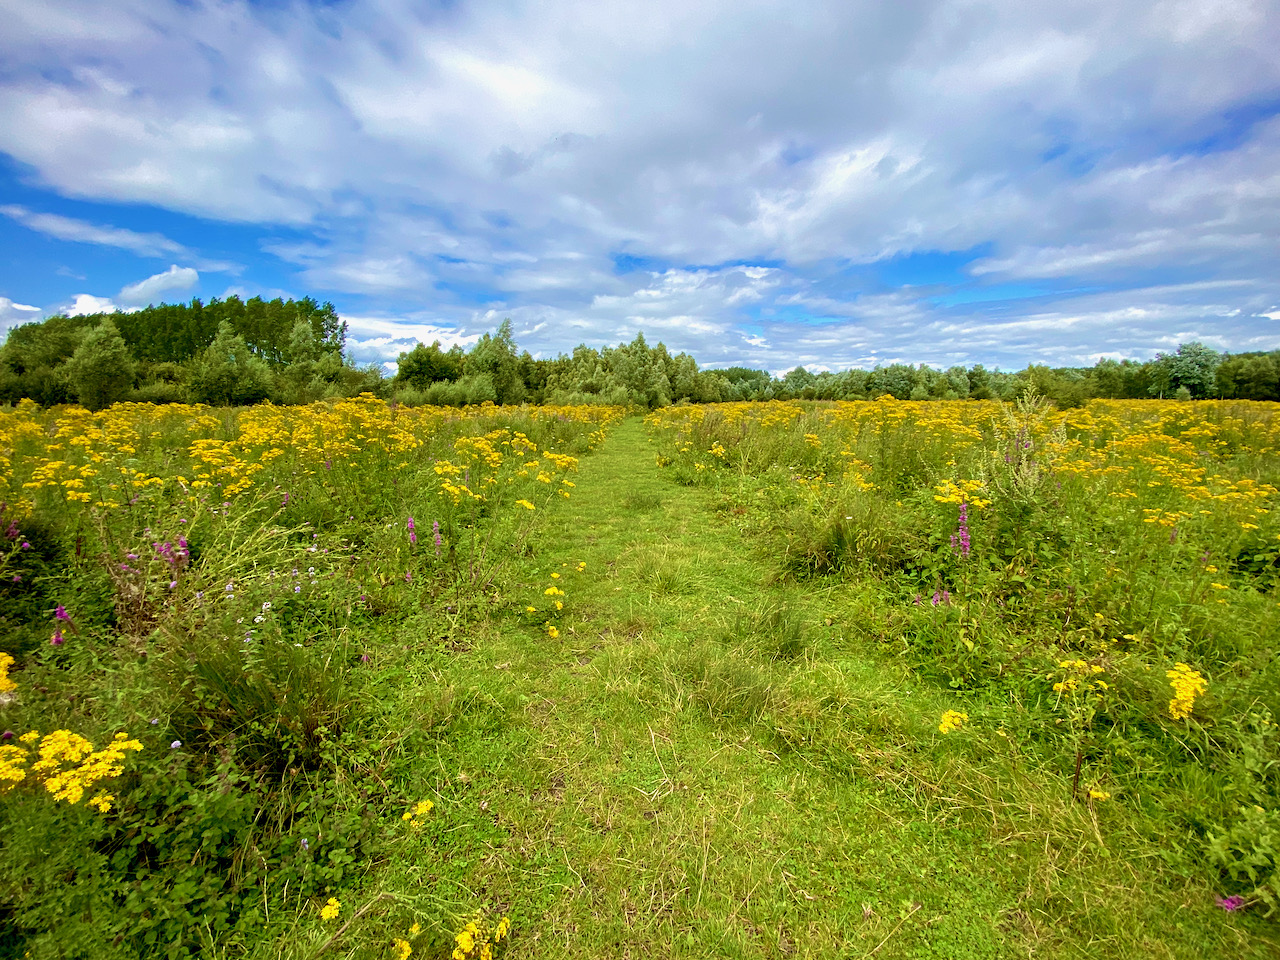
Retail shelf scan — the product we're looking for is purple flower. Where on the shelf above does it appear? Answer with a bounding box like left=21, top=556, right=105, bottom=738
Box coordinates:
left=300, top=838, right=310, bottom=851
left=954, top=502, right=971, bottom=558
left=1217, top=895, right=1245, bottom=912
left=407, top=517, right=416, bottom=532
left=169, top=580, right=178, bottom=590
left=404, top=570, right=412, bottom=583
left=55, top=605, right=71, bottom=623
left=433, top=520, right=442, bottom=556
left=20, top=541, right=30, bottom=550
left=150, top=718, right=159, bottom=725
left=360, top=653, right=371, bottom=663
left=50, top=628, right=64, bottom=646
left=11, top=574, right=20, bottom=583
left=170, top=740, right=182, bottom=749
left=2, top=731, right=14, bottom=740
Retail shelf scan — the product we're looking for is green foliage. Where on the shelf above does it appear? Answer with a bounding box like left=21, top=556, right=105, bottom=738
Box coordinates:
left=61, top=320, right=136, bottom=411
left=394, top=340, right=465, bottom=390
left=1208, top=805, right=1280, bottom=914
left=186, top=321, right=273, bottom=406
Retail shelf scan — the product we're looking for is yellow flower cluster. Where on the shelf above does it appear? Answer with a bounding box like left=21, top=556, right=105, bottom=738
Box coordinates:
left=320, top=897, right=341, bottom=921
left=1, top=397, right=615, bottom=518
left=938, top=710, right=968, bottom=734
left=402, top=799, right=434, bottom=828
left=1167, top=662, right=1208, bottom=721
left=1053, top=659, right=1107, bottom=696
left=0, top=652, right=16, bottom=694
left=645, top=400, right=1280, bottom=556
left=0, top=729, right=143, bottom=813
left=932, top=478, right=992, bottom=510
left=452, top=914, right=511, bottom=960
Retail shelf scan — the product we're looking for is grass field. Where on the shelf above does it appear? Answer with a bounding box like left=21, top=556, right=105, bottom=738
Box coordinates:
left=1, top=396, right=1278, bottom=959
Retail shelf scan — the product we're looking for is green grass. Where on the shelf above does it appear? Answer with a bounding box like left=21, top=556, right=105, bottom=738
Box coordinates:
left=351, top=417, right=1275, bottom=959
left=4, top=411, right=1277, bottom=959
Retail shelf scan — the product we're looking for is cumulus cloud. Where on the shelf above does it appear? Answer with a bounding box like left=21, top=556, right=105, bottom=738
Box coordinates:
left=65, top=294, right=117, bottom=316
left=1, top=0, right=1279, bottom=366
left=117, top=265, right=200, bottom=307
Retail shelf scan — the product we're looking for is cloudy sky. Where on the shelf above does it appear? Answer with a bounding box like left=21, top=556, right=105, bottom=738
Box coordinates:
left=1, top=0, right=1278, bottom=374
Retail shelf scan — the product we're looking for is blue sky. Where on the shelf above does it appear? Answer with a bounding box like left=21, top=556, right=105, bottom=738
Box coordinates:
left=2, top=0, right=1279, bottom=374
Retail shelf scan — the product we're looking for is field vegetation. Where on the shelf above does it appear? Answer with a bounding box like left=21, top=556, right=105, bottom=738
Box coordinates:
left=1, top=392, right=1278, bottom=958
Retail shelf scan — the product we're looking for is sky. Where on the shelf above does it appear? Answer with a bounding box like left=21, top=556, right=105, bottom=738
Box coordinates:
left=1, top=0, right=1278, bottom=375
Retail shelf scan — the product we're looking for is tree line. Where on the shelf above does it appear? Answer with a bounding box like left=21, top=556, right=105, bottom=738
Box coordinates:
left=2, top=297, right=1276, bottom=410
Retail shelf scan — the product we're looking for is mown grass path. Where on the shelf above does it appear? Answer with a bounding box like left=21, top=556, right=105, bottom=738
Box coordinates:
left=386, top=417, right=1272, bottom=960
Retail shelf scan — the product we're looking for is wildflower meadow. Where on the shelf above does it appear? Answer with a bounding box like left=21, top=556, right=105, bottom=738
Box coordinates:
left=2, top=392, right=1278, bottom=958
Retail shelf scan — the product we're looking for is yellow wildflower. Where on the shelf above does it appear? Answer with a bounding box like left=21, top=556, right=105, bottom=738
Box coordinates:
left=394, top=938, right=413, bottom=960
left=938, top=710, right=968, bottom=734
left=1167, top=663, right=1207, bottom=721
left=321, top=897, right=341, bottom=921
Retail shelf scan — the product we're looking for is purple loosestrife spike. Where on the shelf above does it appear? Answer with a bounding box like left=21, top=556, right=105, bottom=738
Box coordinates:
left=55, top=605, right=71, bottom=623
left=50, top=628, right=64, bottom=646
left=1217, top=896, right=1245, bottom=911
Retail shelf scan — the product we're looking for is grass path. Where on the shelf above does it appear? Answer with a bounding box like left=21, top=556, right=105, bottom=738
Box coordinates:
left=382, top=416, right=1272, bottom=960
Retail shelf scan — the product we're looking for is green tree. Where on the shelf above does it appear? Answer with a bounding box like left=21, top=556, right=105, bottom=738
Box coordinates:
left=61, top=320, right=136, bottom=410
left=1150, top=342, right=1220, bottom=399
left=188, top=322, right=273, bottom=406
left=466, top=320, right=524, bottom=404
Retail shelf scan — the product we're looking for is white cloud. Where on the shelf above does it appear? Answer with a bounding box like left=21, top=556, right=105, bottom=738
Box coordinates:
left=65, top=294, right=117, bottom=316
left=0, top=204, right=240, bottom=272
left=1, top=0, right=1279, bottom=367
left=117, top=265, right=200, bottom=307
left=0, top=296, right=42, bottom=335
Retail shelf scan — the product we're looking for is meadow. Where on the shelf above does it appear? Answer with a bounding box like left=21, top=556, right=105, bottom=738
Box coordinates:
left=1, top=393, right=1278, bottom=958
